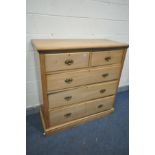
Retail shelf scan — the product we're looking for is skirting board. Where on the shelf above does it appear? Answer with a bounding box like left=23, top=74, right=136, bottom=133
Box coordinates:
left=26, top=85, right=129, bottom=116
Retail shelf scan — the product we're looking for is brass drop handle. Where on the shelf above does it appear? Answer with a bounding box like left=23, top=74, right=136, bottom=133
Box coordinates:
left=64, top=113, right=72, bottom=118
left=65, top=78, right=73, bottom=84
left=64, top=96, right=72, bottom=101
left=65, top=59, right=74, bottom=65
left=98, top=104, right=103, bottom=108
left=102, top=73, right=109, bottom=78
left=100, top=89, right=106, bottom=94
left=105, top=56, right=111, bottom=61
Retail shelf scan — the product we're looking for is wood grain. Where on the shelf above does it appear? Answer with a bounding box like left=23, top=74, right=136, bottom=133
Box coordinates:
left=85, top=95, right=115, bottom=115
left=49, top=103, right=86, bottom=126
left=45, top=52, right=89, bottom=72
left=45, top=108, right=114, bottom=135
left=91, top=50, right=123, bottom=66
left=32, top=39, right=129, bottom=51
left=47, top=65, right=121, bottom=91
left=39, top=54, right=50, bottom=128
left=48, top=81, right=118, bottom=109
left=49, top=95, right=115, bottom=127
left=32, top=39, right=128, bottom=136
left=112, top=49, right=127, bottom=107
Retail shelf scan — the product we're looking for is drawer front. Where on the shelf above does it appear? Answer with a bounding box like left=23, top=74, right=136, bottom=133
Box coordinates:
left=47, top=65, right=121, bottom=91
left=45, top=52, right=89, bottom=72
left=48, top=81, right=118, bottom=109
left=91, top=50, right=123, bottom=66
left=86, top=96, right=115, bottom=116
left=49, top=103, right=86, bottom=126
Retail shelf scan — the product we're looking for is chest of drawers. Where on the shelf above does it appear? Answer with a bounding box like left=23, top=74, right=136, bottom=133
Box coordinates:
left=32, top=39, right=128, bottom=136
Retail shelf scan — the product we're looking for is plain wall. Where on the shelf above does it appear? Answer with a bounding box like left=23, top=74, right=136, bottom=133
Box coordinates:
left=26, top=0, right=129, bottom=108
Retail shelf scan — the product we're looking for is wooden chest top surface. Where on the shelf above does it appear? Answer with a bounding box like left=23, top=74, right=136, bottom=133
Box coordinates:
left=32, top=39, right=129, bottom=51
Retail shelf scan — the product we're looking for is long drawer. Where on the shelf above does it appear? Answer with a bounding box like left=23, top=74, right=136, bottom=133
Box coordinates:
left=47, top=65, right=121, bottom=91
left=48, top=81, right=118, bottom=109
left=45, top=52, right=89, bottom=72
left=91, top=50, right=123, bottom=66
left=49, top=95, right=115, bottom=126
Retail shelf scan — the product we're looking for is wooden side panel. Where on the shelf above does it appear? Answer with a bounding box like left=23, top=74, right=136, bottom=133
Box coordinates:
left=34, top=51, right=43, bottom=107
left=39, top=54, right=50, bottom=128
left=112, top=48, right=127, bottom=108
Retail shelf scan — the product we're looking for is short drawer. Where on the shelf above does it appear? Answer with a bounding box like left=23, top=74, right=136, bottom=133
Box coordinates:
left=91, top=50, right=123, bottom=66
left=47, top=65, right=121, bottom=91
left=49, top=103, right=86, bottom=126
left=45, top=52, right=89, bottom=72
left=86, top=96, right=115, bottom=116
left=48, top=81, right=118, bottom=109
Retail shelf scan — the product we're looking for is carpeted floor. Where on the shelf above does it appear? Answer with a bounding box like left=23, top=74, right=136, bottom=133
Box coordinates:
left=26, top=90, right=129, bottom=155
